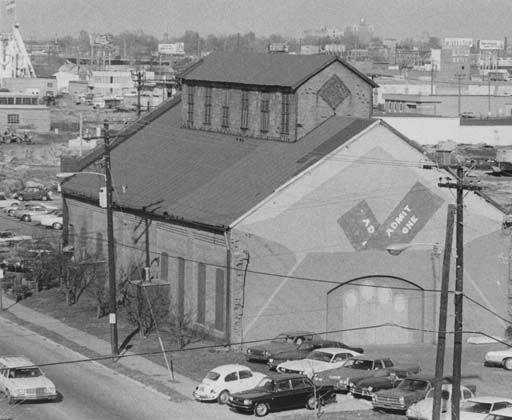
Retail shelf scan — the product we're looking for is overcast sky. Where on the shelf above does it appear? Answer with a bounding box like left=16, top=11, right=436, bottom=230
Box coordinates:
left=14, top=0, right=512, bottom=40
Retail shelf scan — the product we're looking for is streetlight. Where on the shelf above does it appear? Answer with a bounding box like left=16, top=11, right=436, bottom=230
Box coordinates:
left=57, top=121, right=119, bottom=358
left=386, top=204, right=455, bottom=420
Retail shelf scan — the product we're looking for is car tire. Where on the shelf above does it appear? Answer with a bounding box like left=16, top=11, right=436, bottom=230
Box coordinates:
left=22, top=215, right=30, bottom=222
left=5, top=390, right=13, bottom=405
left=254, top=402, right=269, bottom=417
left=52, top=222, right=63, bottom=230
left=217, top=390, right=230, bottom=404
left=306, top=395, right=318, bottom=410
left=504, top=358, right=512, bottom=370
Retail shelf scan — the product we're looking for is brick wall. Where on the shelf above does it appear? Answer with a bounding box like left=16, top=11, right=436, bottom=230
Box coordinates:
left=65, top=198, right=232, bottom=340
left=0, top=107, right=50, bottom=132
left=296, top=61, right=373, bottom=138
left=182, top=83, right=297, bottom=142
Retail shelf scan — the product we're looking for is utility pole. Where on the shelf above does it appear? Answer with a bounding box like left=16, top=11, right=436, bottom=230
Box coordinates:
left=432, top=204, right=455, bottom=420
left=134, top=71, right=144, bottom=118
left=438, top=166, right=481, bottom=420
left=104, top=120, right=119, bottom=357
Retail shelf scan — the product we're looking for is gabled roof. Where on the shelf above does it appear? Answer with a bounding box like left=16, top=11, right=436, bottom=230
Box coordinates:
left=180, top=51, right=378, bottom=89
left=62, top=97, right=376, bottom=230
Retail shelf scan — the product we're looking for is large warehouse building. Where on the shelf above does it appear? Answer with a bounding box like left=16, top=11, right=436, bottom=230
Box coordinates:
left=62, top=52, right=510, bottom=347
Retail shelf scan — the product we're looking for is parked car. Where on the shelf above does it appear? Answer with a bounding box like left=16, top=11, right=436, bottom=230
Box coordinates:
left=485, top=407, right=512, bottom=419
left=459, top=397, right=512, bottom=420
left=0, top=193, right=19, bottom=209
left=351, top=365, right=421, bottom=399
left=193, top=364, right=267, bottom=404
left=312, top=355, right=397, bottom=392
left=276, top=347, right=361, bottom=377
left=484, top=348, right=512, bottom=371
left=0, top=355, right=58, bottom=404
left=14, top=203, right=58, bottom=222
left=372, top=374, right=446, bottom=412
left=0, top=231, right=32, bottom=245
left=227, top=373, right=335, bottom=417
left=13, top=187, right=51, bottom=201
left=4, top=202, right=22, bottom=215
left=245, top=331, right=319, bottom=362
left=405, top=383, right=479, bottom=419
left=38, top=212, right=63, bottom=230
left=268, top=339, right=363, bottom=370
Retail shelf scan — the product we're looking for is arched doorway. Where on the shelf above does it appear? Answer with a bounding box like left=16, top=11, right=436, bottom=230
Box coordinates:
left=326, top=276, right=424, bottom=345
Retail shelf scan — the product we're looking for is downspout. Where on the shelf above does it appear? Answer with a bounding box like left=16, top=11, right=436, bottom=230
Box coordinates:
left=223, top=230, right=232, bottom=344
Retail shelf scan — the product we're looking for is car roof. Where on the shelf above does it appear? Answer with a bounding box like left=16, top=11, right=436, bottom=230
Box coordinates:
left=265, top=372, right=309, bottom=381
left=349, top=354, right=391, bottom=361
left=313, top=347, right=358, bottom=355
left=468, top=396, right=512, bottom=404
left=0, top=356, right=36, bottom=369
left=210, top=364, right=252, bottom=374
left=279, top=331, right=316, bottom=336
left=489, top=407, right=512, bottom=416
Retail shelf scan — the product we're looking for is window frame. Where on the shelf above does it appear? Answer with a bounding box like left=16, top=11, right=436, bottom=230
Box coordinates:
left=221, top=90, right=230, bottom=128
left=187, top=85, right=195, bottom=125
left=7, top=114, right=19, bottom=124
left=281, top=93, right=290, bottom=135
left=203, top=86, right=212, bottom=125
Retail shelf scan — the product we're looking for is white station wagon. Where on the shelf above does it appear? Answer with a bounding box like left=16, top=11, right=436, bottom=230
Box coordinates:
left=0, top=356, right=58, bottom=404
left=484, top=347, right=512, bottom=371
left=277, top=347, right=361, bottom=377
left=193, top=364, right=267, bottom=404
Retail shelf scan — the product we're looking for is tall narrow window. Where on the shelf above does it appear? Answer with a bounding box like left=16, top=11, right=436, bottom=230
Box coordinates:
left=187, top=85, right=194, bottom=125
left=204, top=87, right=212, bottom=125
left=197, top=262, right=206, bottom=324
left=215, top=268, right=225, bottom=331
left=221, top=90, right=230, bottom=128
left=260, top=95, right=270, bottom=133
left=240, top=91, right=249, bottom=129
left=281, top=93, right=290, bottom=135
left=160, top=252, right=168, bottom=281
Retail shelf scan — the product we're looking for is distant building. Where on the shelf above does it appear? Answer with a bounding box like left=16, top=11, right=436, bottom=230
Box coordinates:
left=299, top=45, right=320, bottom=55
left=89, top=70, right=133, bottom=98
left=0, top=92, right=49, bottom=132
left=2, top=77, right=57, bottom=97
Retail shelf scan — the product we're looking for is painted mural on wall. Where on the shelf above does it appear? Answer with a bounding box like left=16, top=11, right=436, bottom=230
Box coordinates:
left=339, top=182, right=444, bottom=251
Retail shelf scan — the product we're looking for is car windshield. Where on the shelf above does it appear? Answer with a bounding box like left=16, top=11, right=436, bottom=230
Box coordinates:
left=398, top=379, right=429, bottom=391
left=205, top=371, right=220, bottom=381
left=272, top=334, right=291, bottom=343
left=256, top=377, right=274, bottom=391
left=308, top=352, right=332, bottom=362
left=461, top=402, right=493, bottom=414
left=344, top=359, right=373, bottom=370
left=11, top=367, right=42, bottom=378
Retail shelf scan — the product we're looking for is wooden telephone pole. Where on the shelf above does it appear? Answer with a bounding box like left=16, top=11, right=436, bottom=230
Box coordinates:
left=438, top=166, right=481, bottom=420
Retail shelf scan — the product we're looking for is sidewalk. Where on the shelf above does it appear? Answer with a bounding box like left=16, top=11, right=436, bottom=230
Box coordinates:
left=0, top=294, right=198, bottom=400
left=0, top=294, right=373, bottom=418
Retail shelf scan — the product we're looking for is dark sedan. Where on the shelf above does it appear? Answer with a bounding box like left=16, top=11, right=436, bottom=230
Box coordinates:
left=267, top=340, right=363, bottom=370
left=245, top=331, right=319, bottom=362
left=227, top=373, right=335, bottom=417
left=350, top=365, right=421, bottom=399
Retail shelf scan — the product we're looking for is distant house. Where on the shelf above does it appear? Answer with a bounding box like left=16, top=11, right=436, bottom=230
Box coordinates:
left=61, top=52, right=508, bottom=346
left=89, top=70, right=133, bottom=98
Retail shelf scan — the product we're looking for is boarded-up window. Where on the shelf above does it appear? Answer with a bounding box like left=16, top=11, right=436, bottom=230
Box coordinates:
left=215, top=268, right=225, bottom=331
left=197, top=262, right=206, bottom=324
left=160, top=252, right=168, bottom=281
left=240, top=91, right=249, bottom=129
left=260, top=95, right=270, bottom=132
left=204, top=87, right=212, bottom=125
left=178, top=257, right=185, bottom=320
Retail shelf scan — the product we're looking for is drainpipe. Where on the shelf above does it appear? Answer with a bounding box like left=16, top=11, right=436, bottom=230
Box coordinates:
left=223, top=230, right=232, bottom=344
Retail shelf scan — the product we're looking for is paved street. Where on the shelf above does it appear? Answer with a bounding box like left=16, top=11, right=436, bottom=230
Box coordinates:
left=0, top=316, right=241, bottom=420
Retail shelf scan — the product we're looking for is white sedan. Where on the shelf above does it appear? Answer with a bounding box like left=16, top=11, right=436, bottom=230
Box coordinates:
left=34, top=210, right=63, bottom=230
left=276, top=347, right=361, bottom=377
left=485, top=347, right=512, bottom=370
left=193, top=364, right=267, bottom=404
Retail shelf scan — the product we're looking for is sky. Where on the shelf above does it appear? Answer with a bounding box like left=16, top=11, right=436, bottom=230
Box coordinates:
left=11, top=0, right=512, bottom=41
